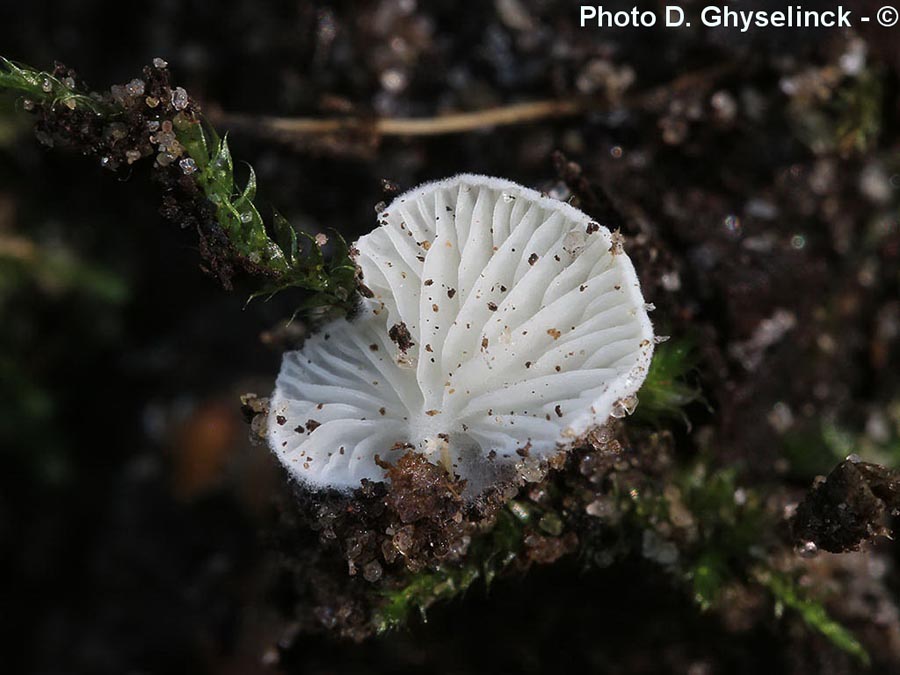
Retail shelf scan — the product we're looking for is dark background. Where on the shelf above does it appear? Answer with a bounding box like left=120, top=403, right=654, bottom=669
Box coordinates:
left=2, top=1, right=900, bottom=673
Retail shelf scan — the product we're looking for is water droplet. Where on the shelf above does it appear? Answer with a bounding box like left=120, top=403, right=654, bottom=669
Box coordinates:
left=171, top=86, right=189, bottom=111
left=179, top=157, right=198, bottom=175
left=240, top=211, right=253, bottom=223
left=846, top=453, right=861, bottom=464
left=653, top=335, right=671, bottom=344
left=644, top=302, right=656, bottom=312
left=797, top=541, right=818, bottom=558
left=22, top=99, right=34, bottom=111
left=146, top=120, right=160, bottom=132
left=501, top=192, right=516, bottom=203
left=41, top=78, right=53, bottom=93
left=610, top=145, right=623, bottom=159
left=153, top=57, right=168, bottom=69
left=62, top=77, right=76, bottom=90
left=790, top=234, right=806, bottom=250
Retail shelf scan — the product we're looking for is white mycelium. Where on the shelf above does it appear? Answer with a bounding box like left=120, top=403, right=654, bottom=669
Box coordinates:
left=268, top=175, right=654, bottom=491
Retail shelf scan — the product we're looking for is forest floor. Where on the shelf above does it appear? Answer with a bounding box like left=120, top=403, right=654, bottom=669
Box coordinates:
left=2, top=2, right=900, bottom=673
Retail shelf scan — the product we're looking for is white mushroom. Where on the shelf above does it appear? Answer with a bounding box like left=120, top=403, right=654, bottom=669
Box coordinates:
left=268, top=174, right=654, bottom=492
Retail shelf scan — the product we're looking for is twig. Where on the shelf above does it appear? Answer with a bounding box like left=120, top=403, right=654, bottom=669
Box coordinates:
left=211, top=64, right=735, bottom=142
left=219, top=99, right=585, bottom=138
left=0, top=57, right=361, bottom=313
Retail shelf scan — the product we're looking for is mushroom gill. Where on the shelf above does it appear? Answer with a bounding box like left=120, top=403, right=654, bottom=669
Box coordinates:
left=268, top=174, right=654, bottom=492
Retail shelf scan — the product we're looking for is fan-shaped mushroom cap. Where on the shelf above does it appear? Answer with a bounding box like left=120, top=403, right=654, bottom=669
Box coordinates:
left=268, top=175, right=654, bottom=492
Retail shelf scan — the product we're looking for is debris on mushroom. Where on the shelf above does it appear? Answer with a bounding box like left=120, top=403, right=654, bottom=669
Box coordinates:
left=268, top=174, right=654, bottom=493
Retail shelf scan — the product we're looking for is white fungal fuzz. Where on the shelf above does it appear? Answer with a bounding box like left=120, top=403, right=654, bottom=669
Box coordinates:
left=268, top=174, right=654, bottom=492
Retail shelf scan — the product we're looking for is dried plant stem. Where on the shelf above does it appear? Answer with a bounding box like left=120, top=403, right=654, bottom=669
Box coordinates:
left=220, top=99, right=585, bottom=138
left=213, top=64, right=734, bottom=142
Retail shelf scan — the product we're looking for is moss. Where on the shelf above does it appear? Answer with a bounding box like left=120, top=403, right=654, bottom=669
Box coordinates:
left=632, top=339, right=703, bottom=427
left=175, top=119, right=359, bottom=314
left=784, top=412, right=900, bottom=481
left=833, top=68, right=883, bottom=156
left=0, top=56, right=360, bottom=318
left=602, top=449, right=871, bottom=665
left=372, top=505, right=524, bottom=633
left=788, top=65, right=884, bottom=157
left=756, top=570, right=870, bottom=667
left=0, top=57, right=106, bottom=114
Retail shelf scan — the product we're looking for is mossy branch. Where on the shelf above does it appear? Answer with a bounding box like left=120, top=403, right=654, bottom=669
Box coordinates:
left=175, top=119, right=359, bottom=311
left=0, top=57, right=106, bottom=113
left=372, top=504, right=528, bottom=632
left=756, top=570, right=870, bottom=666
left=0, top=56, right=359, bottom=316
left=602, top=453, right=870, bottom=665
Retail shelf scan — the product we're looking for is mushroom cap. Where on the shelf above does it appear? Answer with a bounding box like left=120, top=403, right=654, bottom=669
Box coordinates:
left=268, top=174, right=654, bottom=492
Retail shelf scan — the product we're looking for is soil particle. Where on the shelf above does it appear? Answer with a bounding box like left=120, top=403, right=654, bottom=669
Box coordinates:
left=792, top=459, right=900, bottom=553
left=388, top=321, right=414, bottom=352
left=522, top=532, right=579, bottom=565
